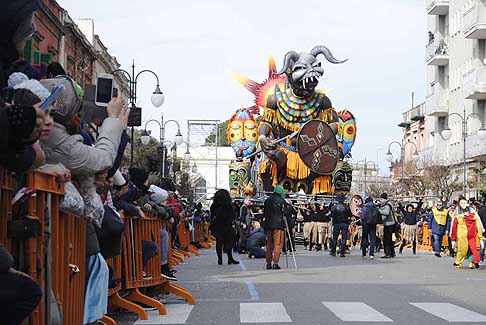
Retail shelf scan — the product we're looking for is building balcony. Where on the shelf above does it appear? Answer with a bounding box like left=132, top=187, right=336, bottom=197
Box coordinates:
left=426, top=38, right=449, bottom=66
left=463, top=1, right=486, bottom=39
left=426, top=90, right=449, bottom=117
left=463, top=67, right=486, bottom=100
left=427, top=0, right=449, bottom=15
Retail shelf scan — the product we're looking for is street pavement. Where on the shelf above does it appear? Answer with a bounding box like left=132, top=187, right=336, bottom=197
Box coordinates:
left=115, top=246, right=486, bottom=325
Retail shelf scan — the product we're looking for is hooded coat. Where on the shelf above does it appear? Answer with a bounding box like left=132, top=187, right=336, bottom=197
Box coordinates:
left=41, top=118, right=124, bottom=175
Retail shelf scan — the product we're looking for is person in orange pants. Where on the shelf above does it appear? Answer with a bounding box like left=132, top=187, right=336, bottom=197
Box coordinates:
left=451, top=199, right=484, bottom=269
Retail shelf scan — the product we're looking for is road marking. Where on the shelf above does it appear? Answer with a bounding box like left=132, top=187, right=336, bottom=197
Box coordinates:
left=410, top=303, right=486, bottom=322
left=134, top=304, right=194, bottom=324
left=246, top=280, right=260, bottom=300
left=239, top=257, right=248, bottom=271
left=322, top=302, right=393, bottom=322
left=240, top=302, right=292, bottom=323
left=239, top=259, right=260, bottom=301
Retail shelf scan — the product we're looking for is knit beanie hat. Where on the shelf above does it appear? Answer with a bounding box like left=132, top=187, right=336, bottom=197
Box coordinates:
left=149, top=185, right=168, bottom=205
left=112, top=170, right=127, bottom=188
left=274, top=185, right=286, bottom=198
left=9, top=72, right=50, bottom=100
left=380, top=193, right=388, bottom=200
left=129, top=167, right=149, bottom=189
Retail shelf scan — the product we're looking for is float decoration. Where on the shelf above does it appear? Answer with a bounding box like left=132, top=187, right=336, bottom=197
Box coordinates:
left=228, top=45, right=357, bottom=195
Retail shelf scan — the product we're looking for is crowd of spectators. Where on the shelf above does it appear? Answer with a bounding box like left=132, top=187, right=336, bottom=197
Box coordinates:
left=0, top=1, right=199, bottom=323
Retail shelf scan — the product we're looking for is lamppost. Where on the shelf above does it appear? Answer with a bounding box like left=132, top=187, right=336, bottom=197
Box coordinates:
left=180, top=141, right=192, bottom=161
left=356, top=158, right=377, bottom=196
left=385, top=140, right=420, bottom=193
left=441, top=108, right=486, bottom=195
left=141, top=117, right=184, bottom=178
left=112, top=61, right=165, bottom=166
left=188, top=157, right=198, bottom=174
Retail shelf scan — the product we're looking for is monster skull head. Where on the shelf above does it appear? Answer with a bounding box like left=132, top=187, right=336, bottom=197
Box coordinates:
left=277, top=46, right=347, bottom=97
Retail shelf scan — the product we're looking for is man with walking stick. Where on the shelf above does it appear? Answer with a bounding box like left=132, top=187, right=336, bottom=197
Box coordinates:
left=263, top=185, right=294, bottom=270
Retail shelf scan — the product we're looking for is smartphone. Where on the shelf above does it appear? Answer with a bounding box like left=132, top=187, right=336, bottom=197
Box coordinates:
left=39, top=84, right=64, bottom=111
left=95, top=73, right=114, bottom=107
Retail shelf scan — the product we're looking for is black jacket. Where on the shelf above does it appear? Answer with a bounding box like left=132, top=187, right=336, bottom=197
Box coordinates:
left=210, top=204, right=235, bottom=240
left=263, top=193, right=289, bottom=230
left=317, top=208, right=331, bottom=223
left=398, top=201, right=423, bottom=225
left=331, top=202, right=352, bottom=225
left=247, top=228, right=266, bottom=250
left=303, top=210, right=312, bottom=222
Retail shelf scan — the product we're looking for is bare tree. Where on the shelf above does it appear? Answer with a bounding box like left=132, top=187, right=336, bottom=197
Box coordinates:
left=422, top=163, right=461, bottom=203
left=368, top=182, right=395, bottom=198
left=468, top=160, right=486, bottom=199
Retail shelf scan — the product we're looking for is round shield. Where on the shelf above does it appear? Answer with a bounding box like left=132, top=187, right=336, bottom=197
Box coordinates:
left=297, top=120, right=339, bottom=175
left=350, top=194, right=364, bottom=217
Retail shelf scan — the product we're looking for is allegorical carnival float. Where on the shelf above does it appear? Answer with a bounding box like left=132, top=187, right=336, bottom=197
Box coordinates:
left=227, top=45, right=357, bottom=199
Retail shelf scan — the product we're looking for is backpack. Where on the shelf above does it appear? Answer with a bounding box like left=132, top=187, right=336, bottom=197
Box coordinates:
left=366, top=205, right=382, bottom=225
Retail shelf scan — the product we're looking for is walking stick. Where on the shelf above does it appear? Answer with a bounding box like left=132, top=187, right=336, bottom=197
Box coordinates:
left=283, top=215, right=298, bottom=269
left=283, top=226, right=289, bottom=269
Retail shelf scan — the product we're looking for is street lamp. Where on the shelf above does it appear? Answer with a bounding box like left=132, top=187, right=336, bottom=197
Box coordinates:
left=141, top=117, right=183, bottom=177
left=112, top=61, right=164, bottom=166
left=187, top=157, right=198, bottom=173
left=356, top=158, right=377, bottom=196
left=179, top=140, right=192, bottom=161
left=385, top=140, right=420, bottom=192
left=441, top=108, right=486, bottom=195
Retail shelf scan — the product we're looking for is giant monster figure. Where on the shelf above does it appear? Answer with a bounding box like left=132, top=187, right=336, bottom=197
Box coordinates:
left=233, top=45, right=355, bottom=194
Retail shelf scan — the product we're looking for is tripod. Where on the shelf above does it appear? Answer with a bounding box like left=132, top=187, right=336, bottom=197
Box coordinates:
left=283, top=215, right=298, bottom=269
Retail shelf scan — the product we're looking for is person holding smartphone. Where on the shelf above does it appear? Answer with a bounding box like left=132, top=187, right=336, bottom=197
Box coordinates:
left=39, top=76, right=129, bottom=324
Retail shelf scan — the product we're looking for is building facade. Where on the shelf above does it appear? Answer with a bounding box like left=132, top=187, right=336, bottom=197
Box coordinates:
left=350, top=161, right=392, bottom=196
left=21, top=0, right=128, bottom=95
left=74, top=18, right=130, bottom=100
left=425, top=0, right=486, bottom=195
left=27, top=0, right=64, bottom=67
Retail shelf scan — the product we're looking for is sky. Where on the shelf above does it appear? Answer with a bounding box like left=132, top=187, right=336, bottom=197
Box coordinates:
left=59, top=0, right=427, bottom=175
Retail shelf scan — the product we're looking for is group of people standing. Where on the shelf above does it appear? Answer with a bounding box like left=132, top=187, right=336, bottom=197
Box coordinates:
left=208, top=186, right=486, bottom=272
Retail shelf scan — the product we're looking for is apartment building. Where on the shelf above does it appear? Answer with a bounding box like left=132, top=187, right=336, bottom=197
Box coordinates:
left=425, top=0, right=486, bottom=193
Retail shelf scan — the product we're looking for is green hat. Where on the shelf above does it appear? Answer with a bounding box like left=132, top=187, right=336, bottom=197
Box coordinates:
left=274, top=185, right=286, bottom=198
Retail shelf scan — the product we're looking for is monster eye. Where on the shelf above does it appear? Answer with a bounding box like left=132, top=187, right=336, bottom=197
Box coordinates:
left=231, top=123, right=241, bottom=130
left=346, top=125, right=355, bottom=135
left=313, top=62, right=322, bottom=67
left=245, top=123, right=256, bottom=130
left=294, top=66, right=306, bottom=71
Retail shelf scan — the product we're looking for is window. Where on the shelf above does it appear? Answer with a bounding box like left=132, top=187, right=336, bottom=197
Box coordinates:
left=22, top=39, right=32, bottom=61
left=33, top=50, right=41, bottom=65
left=40, top=53, right=51, bottom=65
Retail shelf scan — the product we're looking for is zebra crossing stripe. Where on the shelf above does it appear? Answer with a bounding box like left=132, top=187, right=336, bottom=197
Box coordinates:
left=322, top=302, right=393, bottom=322
left=410, top=303, right=486, bottom=323
left=134, top=304, right=194, bottom=325
left=240, top=302, right=292, bottom=323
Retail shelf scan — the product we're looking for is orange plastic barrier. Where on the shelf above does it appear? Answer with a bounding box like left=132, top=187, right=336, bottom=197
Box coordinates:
left=193, top=222, right=211, bottom=249
left=118, top=216, right=196, bottom=320
left=7, top=170, right=87, bottom=325
left=177, top=222, right=200, bottom=256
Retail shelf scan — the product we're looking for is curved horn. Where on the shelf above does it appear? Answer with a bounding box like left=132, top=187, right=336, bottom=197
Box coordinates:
left=277, top=51, right=300, bottom=75
left=310, top=46, right=348, bottom=64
